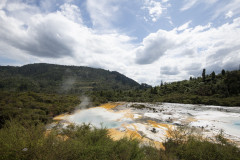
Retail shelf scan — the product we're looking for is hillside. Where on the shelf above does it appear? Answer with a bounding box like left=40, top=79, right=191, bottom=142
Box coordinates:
left=92, top=69, right=240, bottom=106
left=0, top=63, right=140, bottom=93
left=1, top=63, right=239, bottom=106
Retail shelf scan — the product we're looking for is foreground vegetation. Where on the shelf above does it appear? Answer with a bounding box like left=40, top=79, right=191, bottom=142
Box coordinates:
left=0, top=120, right=239, bottom=160
left=0, top=92, right=80, bottom=128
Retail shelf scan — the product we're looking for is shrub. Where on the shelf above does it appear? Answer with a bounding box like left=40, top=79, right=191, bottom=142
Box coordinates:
left=0, top=120, right=162, bottom=160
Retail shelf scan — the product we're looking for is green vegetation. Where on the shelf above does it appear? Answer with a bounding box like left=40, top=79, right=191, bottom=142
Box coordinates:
left=92, top=69, right=240, bottom=106
left=0, top=63, right=139, bottom=93
left=1, top=120, right=239, bottom=160
left=164, top=136, right=240, bottom=160
left=1, top=63, right=239, bottom=106
left=0, top=120, right=144, bottom=160
left=164, top=127, right=240, bottom=160
left=0, top=92, right=80, bottom=128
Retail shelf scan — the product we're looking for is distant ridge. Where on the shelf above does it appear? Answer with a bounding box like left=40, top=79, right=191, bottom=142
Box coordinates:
left=0, top=63, right=140, bottom=93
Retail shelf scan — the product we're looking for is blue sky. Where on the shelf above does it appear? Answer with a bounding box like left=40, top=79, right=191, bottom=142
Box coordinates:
left=0, top=0, right=240, bottom=85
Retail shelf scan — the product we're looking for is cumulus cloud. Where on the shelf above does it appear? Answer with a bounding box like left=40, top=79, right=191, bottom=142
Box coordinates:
left=60, top=3, right=82, bottom=23
left=135, top=17, right=240, bottom=82
left=0, top=10, right=76, bottom=58
left=0, top=1, right=134, bottom=59
left=161, top=66, right=179, bottom=75
left=135, top=30, right=177, bottom=64
left=0, top=0, right=136, bottom=75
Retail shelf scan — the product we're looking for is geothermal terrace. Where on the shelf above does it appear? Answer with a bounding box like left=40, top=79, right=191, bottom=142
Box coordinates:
left=52, top=102, right=240, bottom=148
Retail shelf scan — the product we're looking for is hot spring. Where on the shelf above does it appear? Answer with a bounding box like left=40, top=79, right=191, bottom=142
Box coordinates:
left=53, top=102, right=240, bottom=148
left=66, top=107, right=133, bottom=128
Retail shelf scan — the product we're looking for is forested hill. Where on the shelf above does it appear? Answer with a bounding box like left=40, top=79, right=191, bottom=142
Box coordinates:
left=0, top=63, right=239, bottom=106
left=0, top=63, right=140, bottom=93
left=94, top=69, right=240, bottom=106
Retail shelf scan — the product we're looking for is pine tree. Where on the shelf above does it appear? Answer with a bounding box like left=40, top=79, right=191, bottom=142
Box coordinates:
left=160, top=80, right=163, bottom=87
left=211, top=71, right=216, bottom=81
left=221, top=69, right=225, bottom=76
left=202, top=69, right=206, bottom=82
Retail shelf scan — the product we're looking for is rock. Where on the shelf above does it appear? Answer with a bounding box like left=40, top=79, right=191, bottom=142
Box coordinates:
left=151, top=127, right=157, bottom=133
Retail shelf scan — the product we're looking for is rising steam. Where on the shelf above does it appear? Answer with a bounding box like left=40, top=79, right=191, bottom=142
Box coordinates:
left=75, top=96, right=92, bottom=111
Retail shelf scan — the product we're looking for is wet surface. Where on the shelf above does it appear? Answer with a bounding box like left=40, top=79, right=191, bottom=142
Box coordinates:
left=53, top=102, right=240, bottom=148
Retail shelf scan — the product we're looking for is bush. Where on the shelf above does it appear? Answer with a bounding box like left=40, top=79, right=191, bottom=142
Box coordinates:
left=164, top=127, right=240, bottom=160
left=0, top=120, right=163, bottom=160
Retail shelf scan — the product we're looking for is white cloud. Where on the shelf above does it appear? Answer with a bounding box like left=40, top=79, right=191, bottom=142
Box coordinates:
left=161, top=66, right=179, bottom=75
left=86, top=0, right=120, bottom=28
left=212, top=0, right=240, bottom=19
left=162, top=0, right=169, bottom=3
left=0, top=1, right=138, bottom=84
left=135, top=30, right=178, bottom=64
left=177, top=20, right=192, bottom=31
left=181, top=0, right=198, bottom=11
left=135, top=17, right=240, bottom=83
left=143, top=0, right=165, bottom=22
left=181, top=0, right=218, bottom=11
left=59, top=3, right=82, bottom=23
left=225, top=11, right=233, bottom=19
left=0, top=0, right=7, bottom=10
left=181, top=0, right=240, bottom=20
left=2, top=1, right=40, bottom=24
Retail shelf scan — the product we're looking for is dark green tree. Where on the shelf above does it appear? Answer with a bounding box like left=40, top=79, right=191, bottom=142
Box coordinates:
left=153, top=87, right=158, bottom=94
left=211, top=71, right=216, bottom=81
left=221, top=69, right=226, bottom=76
left=160, top=80, right=163, bottom=87
left=202, top=69, right=206, bottom=82
left=150, top=87, right=158, bottom=94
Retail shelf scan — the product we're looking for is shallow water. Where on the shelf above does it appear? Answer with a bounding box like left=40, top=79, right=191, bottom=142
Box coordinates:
left=233, top=121, right=240, bottom=129
left=66, top=107, right=131, bottom=128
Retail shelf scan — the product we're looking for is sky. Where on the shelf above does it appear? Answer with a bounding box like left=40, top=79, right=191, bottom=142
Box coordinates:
left=0, top=0, right=240, bottom=85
